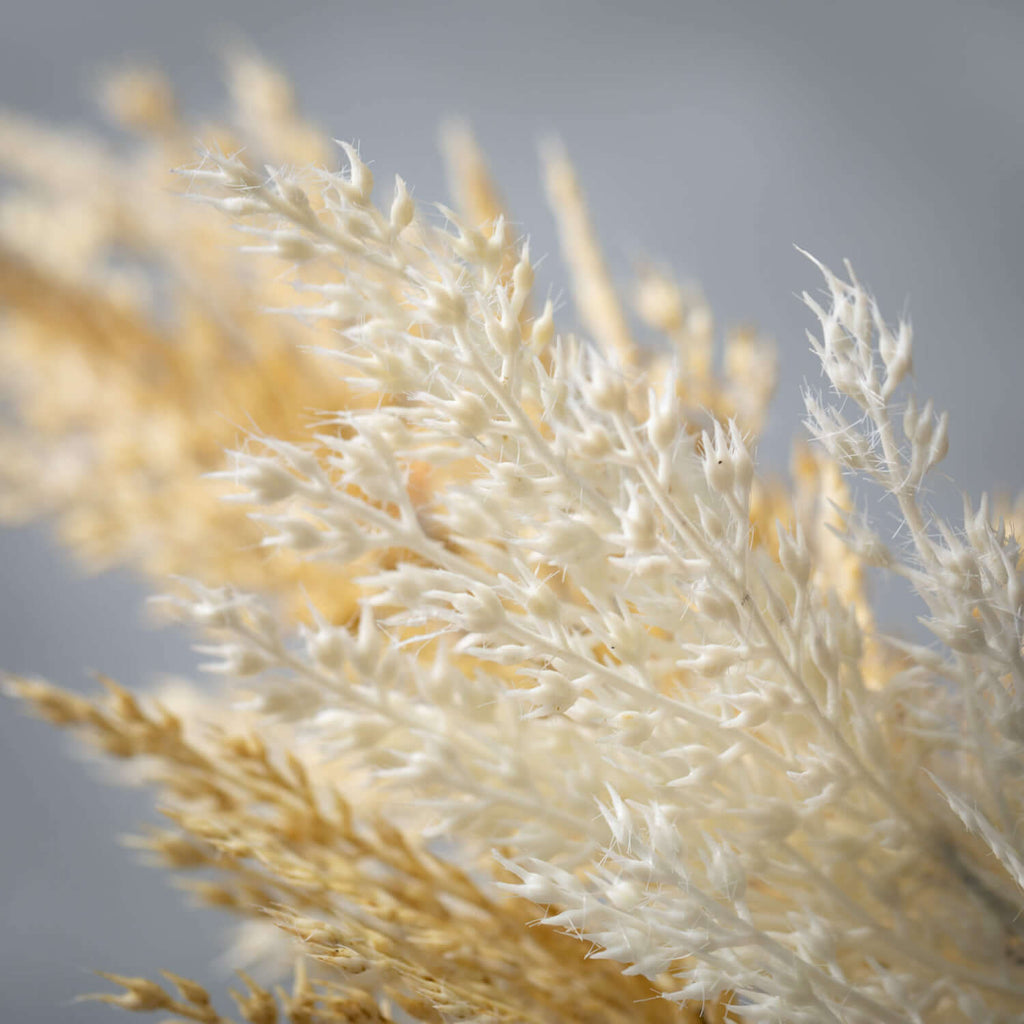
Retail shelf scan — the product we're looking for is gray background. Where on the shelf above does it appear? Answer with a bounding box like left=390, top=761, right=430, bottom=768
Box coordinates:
left=2, top=1, right=1023, bottom=1019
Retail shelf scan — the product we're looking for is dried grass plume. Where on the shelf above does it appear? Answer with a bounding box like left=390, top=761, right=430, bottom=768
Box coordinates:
left=3, top=57, right=1023, bottom=1024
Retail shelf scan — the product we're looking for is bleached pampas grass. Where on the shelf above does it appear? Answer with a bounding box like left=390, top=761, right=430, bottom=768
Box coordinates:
left=3, top=60, right=1023, bottom=1024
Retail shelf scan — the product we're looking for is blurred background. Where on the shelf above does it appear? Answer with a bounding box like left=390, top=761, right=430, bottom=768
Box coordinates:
left=1, top=1, right=1022, bottom=1019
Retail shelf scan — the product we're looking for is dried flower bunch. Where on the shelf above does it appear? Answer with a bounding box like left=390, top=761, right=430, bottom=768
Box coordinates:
left=3, top=60, right=1023, bottom=1024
